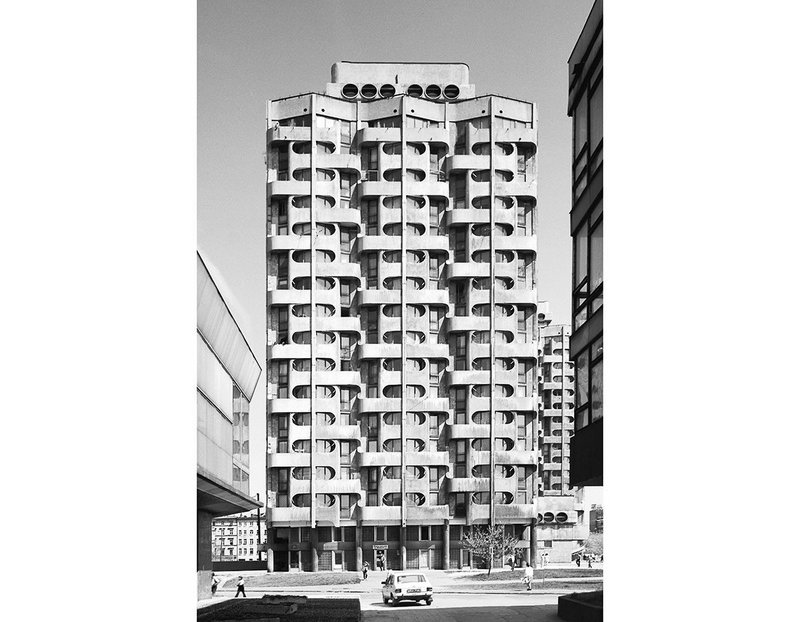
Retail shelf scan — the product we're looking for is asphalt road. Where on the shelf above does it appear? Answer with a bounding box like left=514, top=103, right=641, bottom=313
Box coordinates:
left=360, top=592, right=563, bottom=621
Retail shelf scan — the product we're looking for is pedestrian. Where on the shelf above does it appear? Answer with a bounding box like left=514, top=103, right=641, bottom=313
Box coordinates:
left=523, top=562, right=534, bottom=591
left=587, top=555, right=593, bottom=568
left=235, top=576, right=246, bottom=598
left=543, top=552, right=549, bottom=566
left=362, top=561, right=370, bottom=580
left=508, top=556, right=515, bottom=570
left=377, top=553, right=384, bottom=571
left=211, top=573, right=220, bottom=596
left=575, top=555, right=581, bottom=567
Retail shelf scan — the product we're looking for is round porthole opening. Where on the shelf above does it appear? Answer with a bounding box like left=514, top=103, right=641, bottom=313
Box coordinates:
left=341, top=83, right=358, bottom=98
left=444, top=84, right=460, bottom=99
left=380, top=84, right=396, bottom=98
left=425, top=84, right=442, bottom=99
left=360, top=83, right=377, bottom=99
left=407, top=84, right=423, bottom=97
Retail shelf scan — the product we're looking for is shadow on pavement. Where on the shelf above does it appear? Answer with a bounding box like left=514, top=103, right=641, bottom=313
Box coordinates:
left=363, top=604, right=561, bottom=621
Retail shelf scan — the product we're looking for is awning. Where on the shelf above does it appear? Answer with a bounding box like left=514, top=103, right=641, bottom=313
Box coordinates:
left=197, top=472, right=262, bottom=517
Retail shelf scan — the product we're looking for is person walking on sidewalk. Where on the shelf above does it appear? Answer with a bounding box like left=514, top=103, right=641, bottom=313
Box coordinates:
left=362, top=561, right=370, bottom=580
left=523, top=562, right=535, bottom=591
left=211, top=573, right=220, bottom=596
left=235, top=576, right=246, bottom=598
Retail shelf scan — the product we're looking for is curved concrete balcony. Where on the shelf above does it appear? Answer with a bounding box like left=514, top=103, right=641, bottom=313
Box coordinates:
left=316, top=478, right=362, bottom=495
left=495, top=396, right=536, bottom=411
left=447, top=209, right=490, bottom=227
left=494, top=235, right=537, bottom=253
left=356, top=235, right=401, bottom=253
left=494, top=127, right=537, bottom=146
left=268, top=289, right=310, bottom=306
left=405, top=127, right=450, bottom=145
left=447, top=370, right=489, bottom=387
left=355, top=127, right=401, bottom=145
left=356, top=180, right=400, bottom=198
left=496, top=342, right=538, bottom=358
left=315, top=506, right=340, bottom=526
left=406, top=236, right=451, bottom=253
left=287, top=479, right=310, bottom=494
left=312, top=370, right=362, bottom=387
left=357, top=397, right=401, bottom=414
left=407, top=180, right=449, bottom=198
left=267, top=125, right=307, bottom=143
left=315, top=262, right=362, bottom=280
left=405, top=344, right=450, bottom=362
left=446, top=315, right=489, bottom=332
left=495, top=450, right=537, bottom=464
left=446, top=154, right=486, bottom=172
left=268, top=179, right=310, bottom=197
left=358, top=452, right=402, bottom=467
left=267, top=506, right=311, bottom=524
left=542, top=435, right=564, bottom=444
left=269, top=397, right=311, bottom=414
left=319, top=152, right=362, bottom=172
left=355, top=343, right=401, bottom=360
left=406, top=505, right=450, bottom=523
left=267, top=343, right=310, bottom=360
left=446, top=262, right=488, bottom=279
left=448, top=423, right=489, bottom=439
left=405, top=451, right=450, bottom=466
left=360, top=506, right=401, bottom=522
left=502, top=181, right=537, bottom=199
left=267, top=234, right=304, bottom=252
left=356, top=289, right=401, bottom=306
left=403, top=479, right=429, bottom=494
left=467, top=504, right=491, bottom=523
left=495, top=503, right=537, bottom=521
left=316, top=316, right=362, bottom=333
left=405, top=289, right=450, bottom=307
left=316, top=206, right=363, bottom=227
left=268, top=453, right=311, bottom=468
left=448, top=477, right=490, bottom=493
left=496, top=288, right=537, bottom=306
left=540, top=408, right=567, bottom=417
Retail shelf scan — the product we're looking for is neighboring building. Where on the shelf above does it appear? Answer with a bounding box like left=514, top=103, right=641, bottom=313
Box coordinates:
left=589, top=504, right=603, bottom=533
left=536, top=302, right=588, bottom=562
left=567, top=0, right=603, bottom=487
left=212, top=510, right=263, bottom=561
left=264, top=62, right=539, bottom=571
left=197, top=252, right=262, bottom=598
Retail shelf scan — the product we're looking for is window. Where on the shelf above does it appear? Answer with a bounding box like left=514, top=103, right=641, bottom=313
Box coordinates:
left=573, top=202, right=603, bottom=329
left=451, top=174, right=466, bottom=209
left=362, top=198, right=378, bottom=234
left=453, top=388, right=466, bottom=424
left=454, top=440, right=466, bottom=478
left=575, top=336, right=602, bottom=429
left=362, top=146, right=378, bottom=180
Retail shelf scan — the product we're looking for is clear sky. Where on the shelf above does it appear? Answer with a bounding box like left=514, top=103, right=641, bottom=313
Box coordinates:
left=198, top=0, right=594, bottom=498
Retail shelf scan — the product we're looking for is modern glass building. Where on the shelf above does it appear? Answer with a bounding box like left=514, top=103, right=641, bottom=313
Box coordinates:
left=264, top=62, right=541, bottom=571
left=567, top=0, right=603, bottom=487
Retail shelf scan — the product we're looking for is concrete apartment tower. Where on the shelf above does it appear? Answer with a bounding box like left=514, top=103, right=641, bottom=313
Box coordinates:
left=264, top=62, right=538, bottom=572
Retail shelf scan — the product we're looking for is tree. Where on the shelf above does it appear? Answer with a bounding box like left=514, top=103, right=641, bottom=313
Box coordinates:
left=584, top=532, right=603, bottom=556
left=461, top=525, right=519, bottom=577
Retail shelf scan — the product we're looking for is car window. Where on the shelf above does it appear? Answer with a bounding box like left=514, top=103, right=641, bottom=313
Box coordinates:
left=396, top=574, right=424, bottom=583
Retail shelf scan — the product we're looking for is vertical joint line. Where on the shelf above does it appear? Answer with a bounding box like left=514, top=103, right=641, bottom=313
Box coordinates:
left=309, top=94, right=317, bottom=527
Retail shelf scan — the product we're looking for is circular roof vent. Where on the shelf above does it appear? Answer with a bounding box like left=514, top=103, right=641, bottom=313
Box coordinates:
left=444, top=84, right=460, bottom=99
left=407, top=84, right=423, bottom=97
left=360, top=83, right=377, bottom=99
left=380, top=84, right=396, bottom=98
left=425, top=84, right=442, bottom=99
left=341, top=83, right=358, bottom=99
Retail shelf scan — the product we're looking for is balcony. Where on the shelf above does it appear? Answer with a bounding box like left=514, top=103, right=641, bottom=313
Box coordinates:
left=359, top=506, right=402, bottom=522
left=267, top=506, right=311, bottom=524
left=448, top=477, right=489, bottom=493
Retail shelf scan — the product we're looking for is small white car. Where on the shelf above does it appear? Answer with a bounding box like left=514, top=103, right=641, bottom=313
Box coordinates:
left=381, top=572, right=433, bottom=606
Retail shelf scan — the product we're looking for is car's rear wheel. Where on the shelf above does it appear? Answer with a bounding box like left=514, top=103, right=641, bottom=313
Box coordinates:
left=425, top=598, right=432, bottom=606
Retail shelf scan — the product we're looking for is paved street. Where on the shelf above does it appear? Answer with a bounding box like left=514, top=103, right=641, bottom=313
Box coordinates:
left=360, top=593, right=562, bottom=621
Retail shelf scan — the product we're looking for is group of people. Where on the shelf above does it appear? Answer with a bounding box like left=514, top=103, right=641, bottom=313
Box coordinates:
left=361, top=551, right=387, bottom=579
left=210, top=573, right=247, bottom=598
left=574, top=553, right=602, bottom=568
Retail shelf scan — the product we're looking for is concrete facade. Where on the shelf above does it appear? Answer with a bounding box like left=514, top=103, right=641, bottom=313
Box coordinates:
left=264, top=62, right=540, bottom=572
left=567, top=0, right=603, bottom=488
left=197, top=253, right=262, bottom=598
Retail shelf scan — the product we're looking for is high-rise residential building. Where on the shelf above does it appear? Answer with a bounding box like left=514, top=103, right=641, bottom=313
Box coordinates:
left=264, top=62, right=539, bottom=572
left=568, top=0, right=603, bottom=487
left=197, top=252, right=262, bottom=598
left=535, top=302, right=588, bottom=562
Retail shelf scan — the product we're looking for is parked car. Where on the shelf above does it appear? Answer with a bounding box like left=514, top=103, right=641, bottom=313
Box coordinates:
left=381, top=572, right=433, bottom=606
